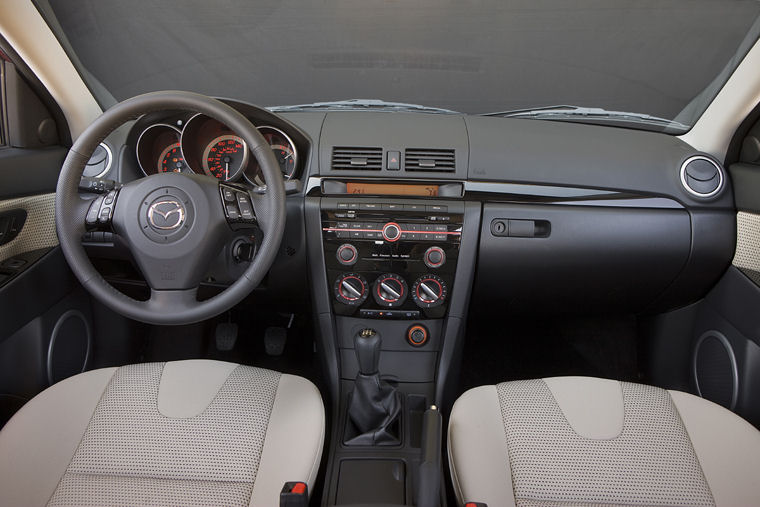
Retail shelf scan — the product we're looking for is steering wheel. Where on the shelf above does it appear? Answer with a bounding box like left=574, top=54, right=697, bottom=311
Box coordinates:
left=55, top=91, right=286, bottom=325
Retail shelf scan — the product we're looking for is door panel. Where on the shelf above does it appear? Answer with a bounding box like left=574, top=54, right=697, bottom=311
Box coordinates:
left=0, top=193, right=57, bottom=262
left=0, top=58, right=96, bottom=427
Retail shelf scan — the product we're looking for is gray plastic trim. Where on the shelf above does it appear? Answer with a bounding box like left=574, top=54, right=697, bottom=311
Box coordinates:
left=692, top=330, right=739, bottom=411
left=680, top=155, right=725, bottom=199
left=46, top=308, right=91, bottom=385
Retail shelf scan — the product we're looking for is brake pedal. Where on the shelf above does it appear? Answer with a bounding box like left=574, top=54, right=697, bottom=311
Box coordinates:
left=265, top=326, right=287, bottom=356
left=215, top=322, right=238, bottom=351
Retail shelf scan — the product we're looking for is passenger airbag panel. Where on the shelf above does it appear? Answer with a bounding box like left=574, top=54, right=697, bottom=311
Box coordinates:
left=475, top=203, right=691, bottom=314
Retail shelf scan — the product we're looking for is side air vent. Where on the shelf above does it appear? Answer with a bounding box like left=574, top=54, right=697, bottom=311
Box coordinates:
left=332, top=147, right=382, bottom=170
left=680, top=155, right=724, bottom=198
left=405, top=148, right=455, bottom=172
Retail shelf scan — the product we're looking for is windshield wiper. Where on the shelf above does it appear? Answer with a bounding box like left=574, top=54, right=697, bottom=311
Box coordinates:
left=482, top=105, right=690, bottom=130
left=269, top=99, right=459, bottom=114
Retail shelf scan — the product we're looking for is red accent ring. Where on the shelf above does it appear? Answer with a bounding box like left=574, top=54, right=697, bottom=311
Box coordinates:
left=376, top=277, right=404, bottom=302
left=339, top=275, right=365, bottom=301
left=382, top=222, right=402, bottom=242
left=416, top=278, right=443, bottom=303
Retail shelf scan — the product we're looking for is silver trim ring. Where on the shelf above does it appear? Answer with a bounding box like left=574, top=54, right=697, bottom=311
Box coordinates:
left=147, top=199, right=185, bottom=230
left=46, top=309, right=91, bottom=385
left=85, top=142, right=113, bottom=178
left=680, top=155, right=724, bottom=199
left=135, top=123, right=182, bottom=176
left=244, top=125, right=299, bottom=185
left=693, top=330, right=739, bottom=411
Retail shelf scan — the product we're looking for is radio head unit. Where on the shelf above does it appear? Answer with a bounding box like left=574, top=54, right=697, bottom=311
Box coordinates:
left=320, top=197, right=463, bottom=320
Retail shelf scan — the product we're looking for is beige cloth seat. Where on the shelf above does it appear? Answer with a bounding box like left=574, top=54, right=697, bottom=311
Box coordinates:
left=448, top=376, right=760, bottom=507
left=0, top=360, right=325, bottom=507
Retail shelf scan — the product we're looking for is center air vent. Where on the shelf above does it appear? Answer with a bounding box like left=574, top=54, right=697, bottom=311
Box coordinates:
left=332, top=147, right=382, bottom=170
left=405, top=148, right=455, bottom=172
left=680, top=155, right=724, bottom=198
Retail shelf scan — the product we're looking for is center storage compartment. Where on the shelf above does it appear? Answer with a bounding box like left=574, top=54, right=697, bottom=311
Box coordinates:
left=336, top=459, right=406, bottom=504
left=475, top=203, right=692, bottom=314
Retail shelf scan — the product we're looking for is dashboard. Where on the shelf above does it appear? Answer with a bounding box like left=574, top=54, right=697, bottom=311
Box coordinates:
left=91, top=98, right=736, bottom=317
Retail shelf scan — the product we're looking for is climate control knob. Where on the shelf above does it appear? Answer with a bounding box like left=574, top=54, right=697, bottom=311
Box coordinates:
left=382, top=222, right=402, bottom=242
left=412, top=274, right=447, bottom=308
left=334, top=273, right=369, bottom=306
left=373, top=273, right=408, bottom=308
left=336, top=243, right=358, bottom=266
left=424, top=246, right=446, bottom=269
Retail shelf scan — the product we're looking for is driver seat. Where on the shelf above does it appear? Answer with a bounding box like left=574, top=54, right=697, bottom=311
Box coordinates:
left=0, top=359, right=325, bottom=506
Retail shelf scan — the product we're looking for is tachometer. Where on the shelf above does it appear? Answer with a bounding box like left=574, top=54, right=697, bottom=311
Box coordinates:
left=202, top=134, right=248, bottom=181
left=158, top=142, right=190, bottom=173
left=244, top=126, right=298, bottom=184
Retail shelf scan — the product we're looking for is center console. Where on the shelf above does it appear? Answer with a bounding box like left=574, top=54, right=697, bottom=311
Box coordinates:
left=305, top=186, right=480, bottom=507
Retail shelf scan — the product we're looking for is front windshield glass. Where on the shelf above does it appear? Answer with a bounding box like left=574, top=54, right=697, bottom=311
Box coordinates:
left=40, top=0, right=760, bottom=130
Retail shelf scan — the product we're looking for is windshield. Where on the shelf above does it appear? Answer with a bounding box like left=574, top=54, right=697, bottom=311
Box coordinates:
left=38, top=0, right=760, bottom=131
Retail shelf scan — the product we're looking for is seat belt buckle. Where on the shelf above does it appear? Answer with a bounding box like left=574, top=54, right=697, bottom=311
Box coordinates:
left=280, top=481, right=309, bottom=507
left=465, top=503, right=488, bottom=507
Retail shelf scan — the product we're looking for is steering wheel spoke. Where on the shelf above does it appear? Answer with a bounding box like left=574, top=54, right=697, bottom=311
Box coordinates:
left=148, top=288, right=199, bottom=313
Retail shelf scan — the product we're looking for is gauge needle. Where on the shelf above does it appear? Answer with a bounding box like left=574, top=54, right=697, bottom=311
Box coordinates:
left=342, top=281, right=362, bottom=297
left=380, top=282, right=401, bottom=299
left=225, top=161, right=229, bottom=180
left=421, top=283, right=437, bottom=299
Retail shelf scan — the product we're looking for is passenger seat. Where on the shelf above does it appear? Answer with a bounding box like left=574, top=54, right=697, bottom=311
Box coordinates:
left=448, top=376, right=760, bottom=506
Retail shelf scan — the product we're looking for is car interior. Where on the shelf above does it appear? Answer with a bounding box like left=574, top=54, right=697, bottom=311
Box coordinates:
left=1, top=1, right=760, bottom=506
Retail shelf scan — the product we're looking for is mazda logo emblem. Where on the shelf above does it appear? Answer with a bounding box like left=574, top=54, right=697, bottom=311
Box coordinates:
left=147, top=199, right=185, bottom=230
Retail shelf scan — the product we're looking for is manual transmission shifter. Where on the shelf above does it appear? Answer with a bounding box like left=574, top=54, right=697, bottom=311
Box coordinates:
left=346, top=328, right=402, bottom=445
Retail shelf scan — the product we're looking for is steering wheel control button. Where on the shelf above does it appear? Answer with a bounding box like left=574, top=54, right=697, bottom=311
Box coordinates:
left=138, top=187, right=194, bottom=243
left=334, top=273, right=369, bottom=306
left=412, top=274, right=447, bottom=308
left=382, top=222, right=402, bottom=242
left=424, top=246, right=446, bottom=268
left=222, top=187, right=236, bottom=202
left=373, top=273, right=408, bottom=307
left=337, top=244, right=358, bottom=266
left=220, top=185, right=257, bottom=225
left=407, top=324, right=429, bottom=347
left=85, top=195, right=105, bottom=229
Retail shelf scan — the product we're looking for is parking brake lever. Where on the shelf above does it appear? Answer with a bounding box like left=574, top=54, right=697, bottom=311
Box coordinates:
left=415, top=405, right=443, bottom=507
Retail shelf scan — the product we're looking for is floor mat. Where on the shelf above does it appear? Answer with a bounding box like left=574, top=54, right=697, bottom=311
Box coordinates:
left=459, top=314, right=641, bottom=395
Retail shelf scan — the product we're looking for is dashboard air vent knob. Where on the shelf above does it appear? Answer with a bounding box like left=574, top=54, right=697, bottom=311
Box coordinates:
left=680, top=155, right=724, bottom=198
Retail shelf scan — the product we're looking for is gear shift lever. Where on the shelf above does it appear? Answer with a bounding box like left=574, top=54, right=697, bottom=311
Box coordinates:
left=355, top=328, right=381, bottom=375
left=346, top=328, right=402, bottom=445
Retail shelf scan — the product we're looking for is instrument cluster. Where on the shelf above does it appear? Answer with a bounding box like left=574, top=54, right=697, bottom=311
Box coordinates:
left=135, top=113, right=299, bottom=184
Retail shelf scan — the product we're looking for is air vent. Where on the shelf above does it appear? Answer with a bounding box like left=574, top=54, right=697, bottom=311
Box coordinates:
left=680, top=155, right=724, bottom=198
left=332, top=147, right=382, bottom=170
left=405, top=148, right=455, bottom=172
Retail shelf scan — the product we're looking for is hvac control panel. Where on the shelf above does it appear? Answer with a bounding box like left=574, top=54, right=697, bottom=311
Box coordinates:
left=321, top=197, right=463, bottom=319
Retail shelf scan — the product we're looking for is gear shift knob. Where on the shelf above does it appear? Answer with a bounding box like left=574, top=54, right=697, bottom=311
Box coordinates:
left=354, top=328, right=381, bottom=375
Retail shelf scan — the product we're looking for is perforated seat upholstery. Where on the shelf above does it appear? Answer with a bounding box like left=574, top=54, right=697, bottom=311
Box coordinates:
left=448, top=376, right=760, bottom=507
left=0, top=360, right=325, bottom=507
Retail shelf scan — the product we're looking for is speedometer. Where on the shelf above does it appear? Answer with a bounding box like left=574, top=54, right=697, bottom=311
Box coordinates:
left=201, top=135, right=248, bottom=181
left=244, top=126, right=298, bottom=185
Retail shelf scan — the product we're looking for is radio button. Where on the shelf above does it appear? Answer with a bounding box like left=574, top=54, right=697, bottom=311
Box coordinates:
left=337, top=244, right=358, bottom=266
left=404, top=204, right=425, bottom=211
left=424, top=246, right=446, bottom=268
left=382, top=222, right=402, bottom=242
left=360, top=203, right=380, bottom=210
left=427, top=204, right=448, bottom=212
